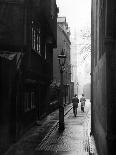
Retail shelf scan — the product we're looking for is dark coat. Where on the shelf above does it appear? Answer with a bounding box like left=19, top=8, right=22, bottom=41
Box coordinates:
left=72, top=97, right=79, bottom=107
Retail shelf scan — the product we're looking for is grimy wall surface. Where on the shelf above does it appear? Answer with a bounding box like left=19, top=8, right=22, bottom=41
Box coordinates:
left=91, top=0, right=116, bottom=155
left=0, top=1, right=58, bottom=154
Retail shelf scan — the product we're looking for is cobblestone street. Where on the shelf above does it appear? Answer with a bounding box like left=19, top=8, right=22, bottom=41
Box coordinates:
left=36, top=100, right=96, bottom=155
left=4, top=100, right=97, bottom=155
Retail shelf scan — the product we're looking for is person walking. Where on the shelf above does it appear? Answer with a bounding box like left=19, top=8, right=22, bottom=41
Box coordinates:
left=72, top=94, right=79, bottom=117
left=80, top=94, right=86, bottom=112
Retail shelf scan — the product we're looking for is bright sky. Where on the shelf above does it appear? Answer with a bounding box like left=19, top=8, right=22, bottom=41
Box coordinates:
left=56, top=0, right=91, bottom=33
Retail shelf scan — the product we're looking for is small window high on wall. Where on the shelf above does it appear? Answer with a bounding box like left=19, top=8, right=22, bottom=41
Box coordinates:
left=32, top=21, right=41, bottom=55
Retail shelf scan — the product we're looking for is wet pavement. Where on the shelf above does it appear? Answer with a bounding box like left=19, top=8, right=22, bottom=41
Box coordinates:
left=36, top=100, right=94, bottom=155
left=4, top=100, right=98, bottom=155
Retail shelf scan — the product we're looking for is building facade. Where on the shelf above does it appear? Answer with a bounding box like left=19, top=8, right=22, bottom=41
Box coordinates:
left=91, top=0, right=116, bottom=154
left=53, top=17, right=72, bottom=105
left=70, top=29, right=78, bottom=95
left=0, top=0, right=58, bottom=152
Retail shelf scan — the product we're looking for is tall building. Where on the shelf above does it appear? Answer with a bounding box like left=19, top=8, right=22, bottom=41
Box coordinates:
left=0, top=0, right=58, bottom=152
left=91, top=0, right=116, bottom=154
left=53, top=17, right=72, bottom=104
left=70, top=28, right=78, bottom=94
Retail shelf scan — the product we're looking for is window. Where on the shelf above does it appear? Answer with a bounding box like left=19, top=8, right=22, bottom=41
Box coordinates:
left=32, top=21, right=41, bottom=55
left=24, top=91, right=36, bottom=112
left=31, top=92, right=36, bottom=109
left=24, top=92, right=30, bottom=112
left=45, top=44, right=47, bottom=59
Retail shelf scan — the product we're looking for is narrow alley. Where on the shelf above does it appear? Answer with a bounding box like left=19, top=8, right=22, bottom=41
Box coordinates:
left=4, top=100, right=97, bottom=155
left=0, top=1, right=116, bottom=155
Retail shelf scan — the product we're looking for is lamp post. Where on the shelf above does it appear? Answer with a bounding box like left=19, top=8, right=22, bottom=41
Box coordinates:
left=58, top=49, right=66, bottom=131
left=76, top=82, right=79, bottom=97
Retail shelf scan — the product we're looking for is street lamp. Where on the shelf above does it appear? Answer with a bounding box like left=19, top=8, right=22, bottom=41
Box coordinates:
left=76, top=82, right=79, bottom=97
left=58, top=49, right=66, bottom=131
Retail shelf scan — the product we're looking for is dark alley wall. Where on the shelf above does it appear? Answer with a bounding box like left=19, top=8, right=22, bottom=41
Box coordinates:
left=91, top=0, right=116, bottom=155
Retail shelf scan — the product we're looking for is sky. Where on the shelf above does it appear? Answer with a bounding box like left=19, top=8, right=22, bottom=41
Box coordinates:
left=56, top=0, right=91, bottom=33
left=56, top=0, right=91, bottom=94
